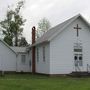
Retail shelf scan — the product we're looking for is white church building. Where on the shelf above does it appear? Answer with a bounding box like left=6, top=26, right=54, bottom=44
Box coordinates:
left=0, top=14, right=90, bottom=75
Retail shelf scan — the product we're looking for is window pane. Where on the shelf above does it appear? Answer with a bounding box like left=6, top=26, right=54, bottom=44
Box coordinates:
left=43, top=46, right=45, bottom=62
left=74, top=49, right=82, bottom=52
left=79, top=56, right=82, bottom=60
left=37, top=48, right=39, bottom=62
left=74, top=56, right=77, bottom=60
left=21, top=55, right=26, bottom=64
left=79, top=54, right=83, bottom=66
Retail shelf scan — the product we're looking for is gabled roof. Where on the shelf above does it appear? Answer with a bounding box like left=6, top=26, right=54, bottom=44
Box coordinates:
left=0, top=39, right=17, bottom=55
left=0, top=39, right=27, bottom=54
left=10, top=47, right=27, bottom=53
left=34, top=14, right=90, bottom=46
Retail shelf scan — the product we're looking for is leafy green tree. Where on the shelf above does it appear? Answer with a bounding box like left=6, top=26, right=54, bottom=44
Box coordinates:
left=37, top=18, right=51, bottom=38
left=0, top=0, right=26, bottom=46
left=19, top=37, right=28, bottom=47
left=0, top=10, right=14, bottom=46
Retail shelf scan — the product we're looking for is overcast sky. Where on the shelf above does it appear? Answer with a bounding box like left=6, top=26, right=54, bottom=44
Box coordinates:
left=0, top=0, right=90, bottom=43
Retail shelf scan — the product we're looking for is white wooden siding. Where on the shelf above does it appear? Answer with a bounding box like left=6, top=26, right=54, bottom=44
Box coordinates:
left=16, top=53, right=31, bottom=72
left=0, top=41, right=16, bottom=71
left=50, top=17, right=90, bottom=74
left=35, top=43, right=50, bottom=74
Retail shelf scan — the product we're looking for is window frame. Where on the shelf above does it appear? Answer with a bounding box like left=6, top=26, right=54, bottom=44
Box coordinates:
left=21, top=54, right=26, bottom=64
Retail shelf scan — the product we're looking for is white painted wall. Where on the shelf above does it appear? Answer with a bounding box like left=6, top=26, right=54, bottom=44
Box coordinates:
left=16, top=52, right=31, bottom=72
left=50, top=17, right=90, bottom=74
left=0, top=41, right=16, bottom=71
left=35, top=43, right=50, bottom=74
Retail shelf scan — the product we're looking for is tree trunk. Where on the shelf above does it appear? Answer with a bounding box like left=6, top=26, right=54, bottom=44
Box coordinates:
left=15, top=33, right=18, bottom=46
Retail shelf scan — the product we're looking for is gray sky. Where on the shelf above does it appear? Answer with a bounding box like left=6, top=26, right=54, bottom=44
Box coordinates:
left=0, top=0, right=90, bottom=43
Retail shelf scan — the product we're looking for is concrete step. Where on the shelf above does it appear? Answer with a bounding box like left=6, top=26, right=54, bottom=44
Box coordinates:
left=69, top=72, right=90, bottom=77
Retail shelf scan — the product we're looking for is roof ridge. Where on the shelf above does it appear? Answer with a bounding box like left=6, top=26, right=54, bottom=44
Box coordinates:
left=50, top=14, right=81, bottom=30
left=36, top=14, right=81, bottom=41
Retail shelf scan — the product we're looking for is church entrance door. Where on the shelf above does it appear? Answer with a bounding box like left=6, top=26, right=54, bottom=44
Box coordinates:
left=74, top=54, right=83, bottom=72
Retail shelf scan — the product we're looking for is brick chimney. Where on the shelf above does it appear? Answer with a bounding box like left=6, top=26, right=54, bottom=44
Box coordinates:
left=32, top=26, right=36, bottom=44
left=32, top=26, right=36, bottom=74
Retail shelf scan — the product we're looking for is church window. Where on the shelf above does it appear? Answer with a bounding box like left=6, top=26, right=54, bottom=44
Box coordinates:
left=74, top=56, right=77, bottom=60
left=79, top=56, right=82, bottom=60
left=74, top=54, right=78, bottom=66
left=21, top=55, right=26, bottom=64
left=29, top=60, right=31, bottom=67
left=43, top=46, right=45, bottom=62
left=37, top=48, right=39, bottom=62
left=74, top=49, right=82, bottom=52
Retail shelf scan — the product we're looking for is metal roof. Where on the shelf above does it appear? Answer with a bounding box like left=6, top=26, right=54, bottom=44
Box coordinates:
left=0, top=39, right=17, bottom=55
left=10, top=47, right=27, bottom=53
left=0, top=39, right=27, bottom=54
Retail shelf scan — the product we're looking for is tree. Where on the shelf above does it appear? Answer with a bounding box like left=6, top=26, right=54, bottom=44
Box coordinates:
left=13, top=1, right=26, bottom=46
left=0, top=10, right=15, bottom=46
left=19, top=37, right=28, bottom=47
left=0, top=0, right=26, bottom=46
left=37, top=18, right=51, bottom=38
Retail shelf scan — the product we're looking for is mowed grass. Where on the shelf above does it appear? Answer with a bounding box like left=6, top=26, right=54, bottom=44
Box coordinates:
left=0, top=74, right=90, bottom=90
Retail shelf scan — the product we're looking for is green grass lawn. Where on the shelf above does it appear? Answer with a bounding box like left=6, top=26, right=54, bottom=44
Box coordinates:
left=0, top=74, right=90, bottom=90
